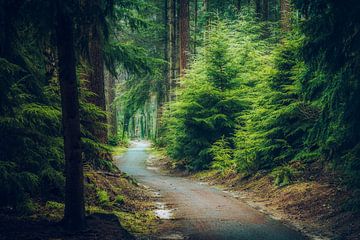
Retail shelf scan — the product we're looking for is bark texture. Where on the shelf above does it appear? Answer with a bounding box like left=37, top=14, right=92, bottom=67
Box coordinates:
left=55, top=0, right=85, bottom=231
left=280, top=0, right=291, bottom=30
left=88, top=22, right=107, bottom=143
left=179, top=0, right=190, bottom=77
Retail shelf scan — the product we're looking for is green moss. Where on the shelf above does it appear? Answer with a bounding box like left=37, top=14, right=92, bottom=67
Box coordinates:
left=111, top=146, right=128, bottom=156
left=114, top=195, right=125, bottom=205
left=45, top=201, right=64, bottom=210
left=115, top=210, right=158, bottom=235
left=97, top=189, right=110, bottom=206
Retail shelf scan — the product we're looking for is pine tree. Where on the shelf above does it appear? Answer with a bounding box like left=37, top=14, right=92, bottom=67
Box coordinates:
left=55, top=0, right=85, bottom=230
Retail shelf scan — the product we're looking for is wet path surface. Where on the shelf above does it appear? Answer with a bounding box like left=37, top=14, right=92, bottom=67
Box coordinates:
left=115, top=141, right=308, bottom=240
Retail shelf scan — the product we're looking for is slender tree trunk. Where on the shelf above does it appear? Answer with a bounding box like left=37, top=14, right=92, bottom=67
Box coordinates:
left=280, top=0, right=291, bottom=30
left=194, top=0, right=198, bottom=54
left=168, top=0, right=178, bottom=101
left=262, top=0, right=269, bottom=20
left=55, top=0, right=85, bottom=231
left=179, top=0, right=190, bottom=77
left=236, top=0, right=241, bottom=12
left=105, top=72, right=117, bottom=137
left=254, top=0, right=261, bottom=18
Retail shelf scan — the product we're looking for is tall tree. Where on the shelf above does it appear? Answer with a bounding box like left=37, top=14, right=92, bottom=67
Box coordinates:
left=86, top=0, right=107, bottom=143
left=55, top=0, right=85, bottom=230
left=105, top=72, right=117, bottom=137
left=168, top=0, right=178, bottom=100
left=262, top=0, right=269, bottom=20
left=280, top=0, right=290, bottom=30
left=179, top=0, right=190, bottom=77
left=255, top=0, right=261, bottom=18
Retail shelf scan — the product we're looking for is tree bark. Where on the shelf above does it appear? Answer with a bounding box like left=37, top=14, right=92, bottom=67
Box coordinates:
left=179, top=0, right=190, bottom=77
left=194, top=0, right=198, bottom=54
left=168, top=0, right=178, bottom=101
left=255, top=0, right=261, bottom=18
left=88, top=22, right=107, bottom=143
left=262, top=0, right=269, bottom=21
left=280, top=0, right=291, bottom=30
left=105, top=72, right=117, bottom=137
left=55, top=0, right=85, bottom=231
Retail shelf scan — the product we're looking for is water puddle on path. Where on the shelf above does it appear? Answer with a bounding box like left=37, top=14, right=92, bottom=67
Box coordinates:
left=154, top=202, right=174, bottom=220
left=159, top=233, right=185, bottom=240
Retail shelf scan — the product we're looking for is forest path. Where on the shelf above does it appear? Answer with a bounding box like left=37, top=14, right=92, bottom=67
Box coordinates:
left=115, top=141, right=308, bottom=240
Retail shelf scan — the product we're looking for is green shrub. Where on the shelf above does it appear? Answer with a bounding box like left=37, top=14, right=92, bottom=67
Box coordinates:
left=114, top=195, right=125, bottom=205
left=45, top=201, right=64, bottom=210
left=97, top=189, right=110, bottom=206
left=210, top=137, right=236, bottom=173
left=270, top=165, right=297, bottom=187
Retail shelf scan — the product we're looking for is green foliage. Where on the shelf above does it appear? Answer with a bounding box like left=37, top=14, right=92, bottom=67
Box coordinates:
left=210, top=137, right=236, bottom=173
left=163, top=20, right=247, bottom=170
left=114, top=195, right=125, bottom=205
left=294, top=0, right=360, bottom=187
left=270, top=165, right=297, bottom=187
left=97, top=189, right=110, bottom=206
left=45, top=201, right=65, bottom=211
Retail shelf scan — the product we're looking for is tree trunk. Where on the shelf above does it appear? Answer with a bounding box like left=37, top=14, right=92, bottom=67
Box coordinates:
left=168, top=0, right=178, bottom=101
left=236, top=0, right=241, bottom=12
left=88, top=24, right=107, bottom=143
left=254, top=0, right=261, bottom=18
left=262, top=0, right=269, bottom=21
left=179, top=0, right=190, bottom=77
left=280, top=0, right=291, bottom=30
left=194, top=0, right=198, bottom=54
left=105, top=72, right=117, bottom=137
left=86, top=0, right=107, bottom=143
left=55, top=0, right=85, bottom=231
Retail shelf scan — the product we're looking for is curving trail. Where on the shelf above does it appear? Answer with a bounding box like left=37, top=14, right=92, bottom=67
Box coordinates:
left=115, top=141, right=308, bottom=240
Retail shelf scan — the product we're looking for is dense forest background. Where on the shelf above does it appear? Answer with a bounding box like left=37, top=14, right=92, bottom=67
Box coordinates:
left=1, top=0, right=360, bottom=234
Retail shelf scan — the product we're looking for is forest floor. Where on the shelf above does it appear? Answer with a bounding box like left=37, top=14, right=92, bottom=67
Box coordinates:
left=0, top=146, right=161, bottom=240
left=148, top=148, right=360, bottom=240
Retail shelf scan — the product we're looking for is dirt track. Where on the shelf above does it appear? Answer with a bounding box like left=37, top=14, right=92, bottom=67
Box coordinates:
left=115, top=141, right=308, bottom=240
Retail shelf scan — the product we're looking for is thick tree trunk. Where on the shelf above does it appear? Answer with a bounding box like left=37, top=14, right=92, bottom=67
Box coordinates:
left=280, top=0, right=291, bottom=30
left=179, top=0, right=190, bottom=77
left=55, top=0, right=85, bottom=231
left=88, top=23, right=107, bottom=143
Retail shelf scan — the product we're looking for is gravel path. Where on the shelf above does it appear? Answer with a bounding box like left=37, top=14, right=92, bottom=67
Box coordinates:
left=115, top=141, right=308, bottom=240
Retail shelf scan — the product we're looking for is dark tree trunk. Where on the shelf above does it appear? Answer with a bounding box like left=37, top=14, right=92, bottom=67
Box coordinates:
left=255, top=0, right=261, bottom=18
left=55, top=0, right=85, bottom=231
left=88, top=22, right=107, bottom=143
left=105, top=73, right=117, bottom=137
left=236, top=0, right=241, bottom=12
left=262, top=0, right=269, bottom=20
left=179, top=0, right=190, bottom=77
left=194, top=0, right=198, bottom=54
